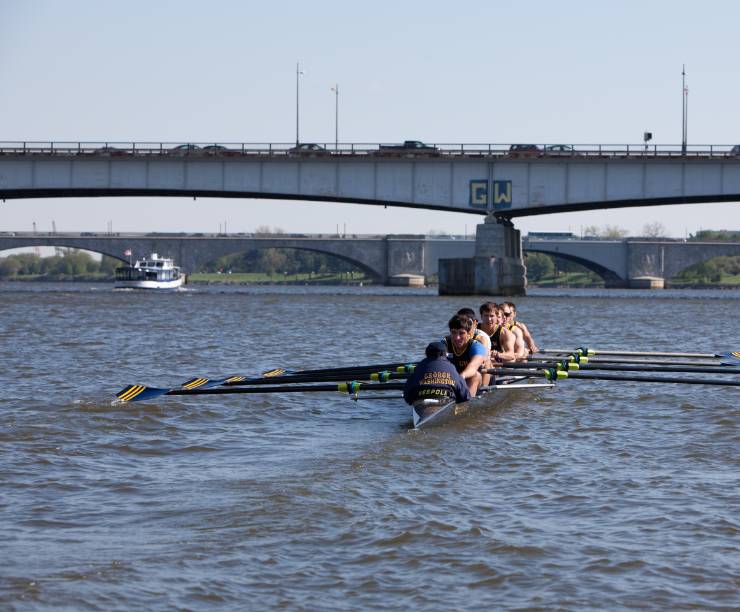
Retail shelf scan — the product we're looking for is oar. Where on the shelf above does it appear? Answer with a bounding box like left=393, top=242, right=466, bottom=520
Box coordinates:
left=222, top=370, right=409, bottom=386
left=545, top=357, right=740, bottom=367
left=116, top=381, right=408, bottom=403
left=258, top=361, right=417, bottom=378
left=539, top=348, right=739, bottom=360
left=179, top=362, right=418, bottom=390
left=529, top=352, right=740, bottom=367
left=490, top=368, right=740, bottom=387
left=508, top=360, right=740, bottom=375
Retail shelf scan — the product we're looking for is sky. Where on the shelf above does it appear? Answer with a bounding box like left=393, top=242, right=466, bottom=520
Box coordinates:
left=1, top=0, right=739, bottom=238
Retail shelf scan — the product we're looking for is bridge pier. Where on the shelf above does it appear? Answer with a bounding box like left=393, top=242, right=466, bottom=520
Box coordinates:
left=439, top=217, right=526, bottom=296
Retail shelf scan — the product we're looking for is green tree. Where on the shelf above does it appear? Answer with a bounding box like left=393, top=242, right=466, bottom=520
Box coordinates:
left=525, top=253, right=555, bottom=281
left=99, top=256, right=121, bottom=275
left=689, top=230, right=740, bottom=242
left=674, top=261, right=722, bottom=284
left=0, top=257, right=20, bottom=278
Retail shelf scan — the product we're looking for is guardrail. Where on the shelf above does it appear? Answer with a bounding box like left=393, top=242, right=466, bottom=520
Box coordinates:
left=0, top=231, right=471, bottom=240
left=0, top=142, right=738, bottom=159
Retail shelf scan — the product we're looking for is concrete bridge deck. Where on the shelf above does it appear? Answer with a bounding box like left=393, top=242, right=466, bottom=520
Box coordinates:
left=2, top=141, right=739, bottom=220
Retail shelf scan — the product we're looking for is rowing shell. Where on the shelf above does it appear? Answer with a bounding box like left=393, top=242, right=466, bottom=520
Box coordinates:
left=411, top=378, right=554, bottom=430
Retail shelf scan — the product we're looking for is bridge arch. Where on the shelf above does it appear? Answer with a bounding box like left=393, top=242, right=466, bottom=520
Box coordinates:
left=523, top=246, right=625, bottom=285
left=668, top=252, right=740, bottom=281
left=0, top=242, right=128, bottom=264
left=199, top=245, right=383, bottom=281
left=0, top=235, right=407, bottom=282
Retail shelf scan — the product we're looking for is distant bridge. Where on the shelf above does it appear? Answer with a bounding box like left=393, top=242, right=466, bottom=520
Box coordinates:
left=0, top=232, right=475, bottom=284
left=1, top=141, right=739, bottom=220
left=1, top=232, right=737, bottom=288
left=522, top=237, right=740, bottom=286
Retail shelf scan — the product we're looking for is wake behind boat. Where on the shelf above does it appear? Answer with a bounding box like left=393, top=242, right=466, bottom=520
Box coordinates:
left=114, top=253, right=186, bottom=290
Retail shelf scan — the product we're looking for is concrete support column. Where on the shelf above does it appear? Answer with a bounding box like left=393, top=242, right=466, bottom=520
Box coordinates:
left=473, top=217, right=527, bottom=296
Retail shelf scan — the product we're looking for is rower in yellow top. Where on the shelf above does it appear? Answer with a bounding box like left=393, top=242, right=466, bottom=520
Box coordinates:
left=443, top=314, right=487, bottom=396
left=502, top=301, right=539, bottom=356
left=478, top=302, right=519, bottom=363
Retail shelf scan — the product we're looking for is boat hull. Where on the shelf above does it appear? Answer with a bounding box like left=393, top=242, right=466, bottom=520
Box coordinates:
left=114, top=277, right=185, bottom=290
left=411, top=379, right=552, bottom=429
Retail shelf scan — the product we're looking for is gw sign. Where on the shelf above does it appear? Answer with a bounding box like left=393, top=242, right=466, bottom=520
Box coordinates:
left=468, top=180, right=512, bottom=210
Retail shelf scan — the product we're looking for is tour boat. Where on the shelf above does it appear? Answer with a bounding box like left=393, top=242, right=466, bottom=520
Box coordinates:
left=114, top=253, right=186, bottom=290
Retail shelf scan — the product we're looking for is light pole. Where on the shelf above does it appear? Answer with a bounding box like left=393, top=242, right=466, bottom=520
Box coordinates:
left=331, top=84, right=339, bottom=150
left=295, top=62, right=304, bottom=146
left=681, top=65, right=688, bottom=155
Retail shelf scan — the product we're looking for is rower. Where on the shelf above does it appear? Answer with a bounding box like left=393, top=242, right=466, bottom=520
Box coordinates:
left=403, top=341, right=471, bottom=406
left=456, top=307, right=492, bottom=387
left=503, top=301, right=539, bottom=355
left=443, top=314, right=487, bottom=396
left=478, top=302, right=519, bottom=363
left=456, top=307, right=491, bottom=352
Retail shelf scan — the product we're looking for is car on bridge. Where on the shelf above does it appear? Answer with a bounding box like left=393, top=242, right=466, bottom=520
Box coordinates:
left=168, top=144, right=203, bottom=156
left=508, top=144, right=542, bottom=158
left=93, top=146, right=129, bottom=156
left=202, top=144, right=240, bottom=156
left=287, top=143, right=330, bottom=156
left=376, top=140, right=439, bottom=156
left=729, top=145, right=740, bottom=157
left=544, top=144, right=579, bottom=157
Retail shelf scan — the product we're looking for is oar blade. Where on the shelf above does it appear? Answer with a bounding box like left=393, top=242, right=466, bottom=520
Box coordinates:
left=180, top=376, right=245, bottom=390
left=261, top=368, right=291, bottom=377
left=115, top=385, right=171, bottom=403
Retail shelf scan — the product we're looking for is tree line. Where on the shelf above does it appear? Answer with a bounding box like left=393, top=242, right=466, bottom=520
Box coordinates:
left=0, top=250, right=120, bottom=279
left=202, top=249, right=359, bottom=276
left=0, top=247, right=363, bottom=279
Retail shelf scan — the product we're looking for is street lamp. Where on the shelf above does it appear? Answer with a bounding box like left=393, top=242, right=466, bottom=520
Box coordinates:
left=643, top=131, right=652, bottom=152
left=681, top=65, right=688, bottom=155
left=295, top=62, right=304, bottom=146
left=331, top=84, right=339, bottom=150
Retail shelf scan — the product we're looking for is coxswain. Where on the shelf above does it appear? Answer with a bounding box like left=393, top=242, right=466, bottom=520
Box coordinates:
left=502, top=301, right=539, bottom=355
left=442, top=314, right=487, bottom=396
left=403, top=341, right=471, bottom=406
left=478, top=302, right=519, bottom=363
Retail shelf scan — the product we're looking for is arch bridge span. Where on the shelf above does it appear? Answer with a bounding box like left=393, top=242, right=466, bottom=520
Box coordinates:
left=522, top=237, right=740, bottom=286
left=0, top=233, right=477, bottom=284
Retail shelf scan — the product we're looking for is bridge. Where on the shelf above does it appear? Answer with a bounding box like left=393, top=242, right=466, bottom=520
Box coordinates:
left=1, top=141, right=738, bottom=294
left=1, top=232, right=737, bottom=289
left=522, top=236, right=740, bottom=288
left=0, top=232, right=475, bottom=284
left=2, top=141, right=739, bottom=217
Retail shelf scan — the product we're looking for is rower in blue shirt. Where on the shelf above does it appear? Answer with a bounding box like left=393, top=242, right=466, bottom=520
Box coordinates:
left=442, top=314, right=488, bottom=396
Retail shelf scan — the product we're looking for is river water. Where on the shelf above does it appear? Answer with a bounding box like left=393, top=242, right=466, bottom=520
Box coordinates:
left=1, top=283, right=738, bottom=610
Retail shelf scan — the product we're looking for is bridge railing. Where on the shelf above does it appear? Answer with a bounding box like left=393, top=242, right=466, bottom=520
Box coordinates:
left=0, top=231, right=472, bottom=240
left=1, top=141, right=738, bottom=159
